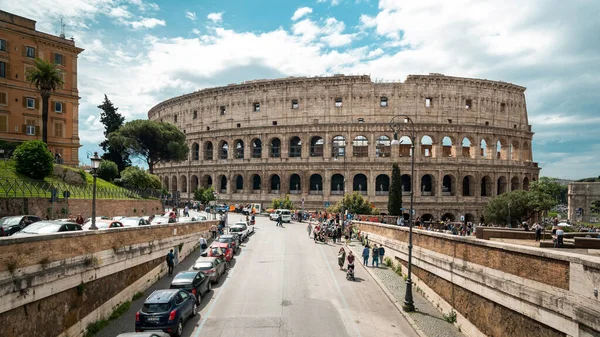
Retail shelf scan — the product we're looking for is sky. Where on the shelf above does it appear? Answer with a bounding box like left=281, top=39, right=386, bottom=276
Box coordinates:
left=2, top=0, right=599, bottom=179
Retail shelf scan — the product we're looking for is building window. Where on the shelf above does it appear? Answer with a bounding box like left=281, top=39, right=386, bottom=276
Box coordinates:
left=0, top=115, right=7, bottom=132
left=465, top=99, right=472, bottom=109
left=174, top=114, right=177, bottom=123
left=0, top=39, right=6, bottom=51
left=272, top=121, right=277, bottom=126
left=26, top=97, right=35, bottom=109
left=335, top=98, right=342, bottom=108
left=253, top=102, right=260, bottom=112
left=192, top=110, right=197, bottom=119
left=26, top=124, right=35, bottom=136
left=380, top=97, right=388, bottom=107
left=54, top=123, right=63, bottom=138
left=54, top=53, right=64, bottom=65
left=0, top=61, right=6, bottom=78
left=425, top=98, right=432, bottom=108
left=220, top=106, right=226, bottom=115
left=54, top=101, right=63, bottom=113
left=291, top=99, right=299, bottom=109
left=501, top=103, right=506, bottom=112
left=0, top=92, right=7, bottom=105
left=25, top=46, right=35, bottom=58
left=236, top=123, right=241, bottom=128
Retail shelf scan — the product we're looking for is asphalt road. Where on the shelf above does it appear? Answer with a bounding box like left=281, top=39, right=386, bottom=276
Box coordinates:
left=97, top=212, right=419, bottom=337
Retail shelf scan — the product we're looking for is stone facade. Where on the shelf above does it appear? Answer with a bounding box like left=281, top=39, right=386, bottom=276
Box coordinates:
left=568, top=182, right=600, bottom=222
left=148, top=74, right=540, bottom=221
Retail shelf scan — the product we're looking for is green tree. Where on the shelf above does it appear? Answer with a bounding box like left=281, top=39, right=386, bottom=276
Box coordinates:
left=271, top=195, right=294, bottom=210
left=96, top=160, right=118, bottom=182
left=388, top=163, right=402, bottom=215
left=13, top=140, right=54, bottom=179
left=193, top=186, right=216, bottom=204
left=108, top=120, right=189, bottom=174
left=531, top=177, right=567, bottom=204
left=120, top=166, right=161, bottom=189
left=483, top=190, right=535, bottom=226
left=329, top=192, right=376, bottom=215
left=25, top=58, right=64, bottom=144
left=98, top=95, right=130, bottom=172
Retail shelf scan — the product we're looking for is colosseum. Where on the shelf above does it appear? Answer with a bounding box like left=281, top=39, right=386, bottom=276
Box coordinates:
left=148, top=73, right=540, bottom=222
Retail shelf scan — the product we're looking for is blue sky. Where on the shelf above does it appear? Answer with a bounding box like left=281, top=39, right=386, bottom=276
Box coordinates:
left=2, top=0, right=599, bottom=179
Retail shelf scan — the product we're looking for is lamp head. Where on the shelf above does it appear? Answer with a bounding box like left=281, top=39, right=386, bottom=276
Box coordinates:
left=391, top=132, right=401, bottom=146
left=90, top=152, right=102, bottom=169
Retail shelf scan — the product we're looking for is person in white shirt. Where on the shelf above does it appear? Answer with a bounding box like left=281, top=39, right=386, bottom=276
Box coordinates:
left=555, top=228, right=565, bottom=247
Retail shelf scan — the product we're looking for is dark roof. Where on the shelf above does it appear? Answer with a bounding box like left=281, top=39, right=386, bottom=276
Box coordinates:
left=145, top=289, right=178, bottom=303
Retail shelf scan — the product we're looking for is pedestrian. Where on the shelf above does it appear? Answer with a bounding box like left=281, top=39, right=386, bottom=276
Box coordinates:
left=332, top=226, right=337, bottom=243
left=307, top=223, right=312, bottom=238
left=210, top=223, right=218, bottom=239
left=372, top=244, right=380, bottom=267
left=166, top=249, right=175, bottom=276
left=396, top=216, right=402, bottom=226
left=534, top=222, right=542, bottom=241
left=555, top=228, right=565, bottom=247
left=338, top=247, right=346, bottom=270
left=184, top=205, right=189, bottom=217
left=199, top=235, right=208, bottom=251
left=75, top=214, right=84, bottom=225
left=347, top=251, right=355, bottom=270
left=362, top=244, right=370, bottom=266
left=379, top=245, right=385, bottom=264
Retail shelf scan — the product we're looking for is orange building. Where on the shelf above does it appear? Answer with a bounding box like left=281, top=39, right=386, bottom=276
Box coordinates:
left=0, top=10, right=84, bottom=165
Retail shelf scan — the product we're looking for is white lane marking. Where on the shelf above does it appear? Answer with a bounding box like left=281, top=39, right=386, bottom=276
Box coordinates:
left=318, top=244, right=363, bottom=337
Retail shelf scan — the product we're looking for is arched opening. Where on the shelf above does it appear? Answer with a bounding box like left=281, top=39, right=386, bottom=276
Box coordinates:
left=401, top=174, right=411, bottom=192
left=496, top=140, right=507, bottom=160
left=398, top=136, right=412, bottom=157
left=522, top=142, right=532, bottom=161
left=421, top=135, right=433, bottom=157
left=331, top=174, right=345, bottom=194
left=309, top=174, right=323, bottom=194
left=219, top=175, right=227, bottom=193
left=462, top=175, right=474, bottom=196
left=270, top=138, right=281, bottom=158
left=234, top=139, right=244, bottom=159
left=270, top=175, right=281, bottom=193
left=465, top=213, right=475, bottom=223
left=310, top=136, right=324, bottom=157
left=201, top=175, right=212, bottom=188
left=234, top=175, right=243, bottom=193
left=352, top=135, right=369, bottom=157
left=442, top=136, right=454, bottom=157
left=523, top=177, right=530, bottom=191
left=480, top=139, right=489, bottom=158
left=511, top=142, right=520, bottom=161
left=497, top=176, right=507, bottom=195
left=180, top=175, right=187, bottom=193
left=481, top=176, right=492, bottom=196
left=421, top=174, right=434, bottom=196
left=204, top=142, right=213, bottom=160
left=289, top=174, right=301, bottom=193
left=252, top=174, right=261, bottom=191
left=331, top=135, right=346, bottom=157
left=252, top=138, right=262, bottom=158
left=163, top=176, right=169, bottom=189
left=171, top=176, right=178, bottom=192
left=375, top=174, right=390, bottom=195
left=442, top=174, right=455, bottom=196
left=421, top=213, right=433, bottom=222
left=289, top=136, right=302, bottom=158
left=353, top=174, right=368, bottom=194
left=442, top=213, right=455, bottom=222
left=192, top=143, right=199, bottom=160
left=191, top=175, right=198, bottom=191
left=462, top=137, right=474, bottom=158
left=376, top=135, right=391, bottom=158
left=511, top=176, right=520, bottom=191
left=219, top=141, right=229, bottom=160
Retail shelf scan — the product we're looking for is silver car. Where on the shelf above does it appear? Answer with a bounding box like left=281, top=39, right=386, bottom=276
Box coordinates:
left=190, top=257, right=227, bottom=284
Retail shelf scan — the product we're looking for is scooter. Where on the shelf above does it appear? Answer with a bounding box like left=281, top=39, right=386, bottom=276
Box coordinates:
left=346, top=263, right=355, bottom=281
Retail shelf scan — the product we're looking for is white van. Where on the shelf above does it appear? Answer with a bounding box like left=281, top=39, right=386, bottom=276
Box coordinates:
left=243, top=203, right=262, bottom=215
left=270, top=209, right=291, bottom=222
left=269, top=209, right=282, bottom=221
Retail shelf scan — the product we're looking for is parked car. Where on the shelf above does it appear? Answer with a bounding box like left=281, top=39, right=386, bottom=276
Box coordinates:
left=121, top=217, right=151, bottom=227
left=269, top=209, right=282, bottom=221
left=280, top=209, right=292, bottom=223
left=0, top=215, right=42, bottom=236
left=214, top=204, right=229, bottom=213
left=196, top=215, right=207, bottom=221
left=190, top=257, right=227, bottom=284
left=112, top=216, right=126, bottom=221
left=12, top=221, right=82, bottom=236
left=217, top=234, right=240, bottom=252
left=229, top=222, right=250, bottom=240
left=151, top=217, right=176, bottom=225
left=116, top=332, right=170, bottom=337
left=207, top=242, right=234, bottom=262
left=177, top=217, right=199, bottom=223
left=170, top=270, right=211, bottom=304
left=135, top=289, right=197, bottom=337
left=82, top=219, right=124, bottom=230
left=242, top=203, right=262, bottom=215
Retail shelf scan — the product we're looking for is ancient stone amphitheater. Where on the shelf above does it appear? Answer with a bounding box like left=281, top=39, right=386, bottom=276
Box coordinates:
left=149, top=73, right=540, bottom=222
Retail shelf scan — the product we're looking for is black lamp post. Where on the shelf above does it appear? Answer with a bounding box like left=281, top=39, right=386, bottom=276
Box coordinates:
left=390, top=114, right=416, bottom=312
left=90, top=152, right=102, bottom=230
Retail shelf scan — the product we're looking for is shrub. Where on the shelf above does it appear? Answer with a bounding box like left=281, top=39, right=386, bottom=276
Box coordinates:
left=271, top=194, right=294, bottom=210
left=96, top=160, right=118, bottom=181
left=120, top=166, right=161, bottom=189
left=13, top=140, right=54, bottom=179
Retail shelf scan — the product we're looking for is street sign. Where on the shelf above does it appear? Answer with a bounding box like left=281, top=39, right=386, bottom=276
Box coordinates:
left=412, top=209, right=416, bottom=215
left=324, top=202, right=330, bottom=207
left=460, top=215, right=465, bottom=221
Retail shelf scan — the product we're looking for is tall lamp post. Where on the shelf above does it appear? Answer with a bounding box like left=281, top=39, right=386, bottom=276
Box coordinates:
left=389, top=114, right=416, bottom=312
left=89, top=152, right=102, bottom=230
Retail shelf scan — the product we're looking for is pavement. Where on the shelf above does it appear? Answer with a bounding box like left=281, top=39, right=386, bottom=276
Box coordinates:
left=95, top=213, right=421, bottom=337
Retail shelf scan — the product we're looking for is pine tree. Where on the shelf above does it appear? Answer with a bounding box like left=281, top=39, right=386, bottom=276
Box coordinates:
left=388, top=163, right=403, bottom=215
left=98, top=95, right=130, bottom=172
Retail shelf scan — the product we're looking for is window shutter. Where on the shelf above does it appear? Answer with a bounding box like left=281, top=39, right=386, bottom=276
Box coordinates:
left=22, top=124, right=26, bottom=134
left=22, top=96, right=26, bottom=108
left=33, top=126, right=37, bottom=135
left=5, top=63, right=9, bottom=79
left=0, top=116, right=6, bottom=132
left=51, top=100, right=55, bottom=112
left=35, top=98, right=39, bottom=109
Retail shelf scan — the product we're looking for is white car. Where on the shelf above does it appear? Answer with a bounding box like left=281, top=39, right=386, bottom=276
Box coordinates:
left=270, top=209, right=282, bottom=221
left=229, top=222, right=250, bottom=239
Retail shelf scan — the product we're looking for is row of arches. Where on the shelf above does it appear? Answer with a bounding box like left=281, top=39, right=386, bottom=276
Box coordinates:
left=190, top=135, right=533, bottom=161
left=164, top=173, right=534, bottom=197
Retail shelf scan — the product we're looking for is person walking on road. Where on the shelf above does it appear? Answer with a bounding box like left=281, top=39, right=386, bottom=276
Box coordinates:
left=199, top=235, right=208, bottom=252
left=210, top=224, right=218, bottom=239
left=372, top=244, right=380, bottom=268
left=166, top=249, right=175, bottom=276
left=332, top=225, right=337, bottom=244
left=347, top=251, right=355, bottom=269
left=362, top=244, right=370, bottom=266
left=338, top=247, right=346, bottom=270
left=379, top=245, right=385, bottom=264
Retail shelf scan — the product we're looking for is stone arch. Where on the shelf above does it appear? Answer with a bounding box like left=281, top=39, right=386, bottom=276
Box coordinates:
left=331, top=173, right=345, bottom=194
left=204, top=141, right=213, bottom=160
left=331, top=135, right=346, bottom=157
left=497, top=176, right=507, bottom=195
left=180, top=175, right=187, bottom=193
left=289, top=136, right=302, bottom=158
left=234, top=139, right=244, bottom=159
left=270, top=137, right=281, bottom=158
left=352, top=135, right=369, bottom=157
left=201, top=175, right=212, bottom=188
left=511, top=176, right=520, bottom=191
left=310, top=136, right=324, bottom=157
left=401, top=174, right=411, bottom=192
left=420, top=213, right=433, bottom=222
left=270, top=174, right=281, bottom=192
left=442, top=174, right=456, bottom=196
left=192, top=142, right=199, bottom=160
left=219, top=140, right=229, bottom=160
left=462, top=137, right=475, bottom=158
left=421, top=174, right=435, bottom=196
left=480, top=139, right=490, bottom=158
left=309, top=174, right=323, bottom=193
left=353, top=173, right=368, bottom=193
left=522, top=142, right=532, bottom=161
left=442, top=213, right=456, bottom=222
left=251, top=174, right=261, bottom=191
left=191, top=175, right=199, bottom=191
left=218, top=175, right=227, bottom=193
left=523, top=177, right=530, bottom=191
left=375, top=174, right=390, bottom=194
left=481, top=175, right=492, bottom=196
left=289, top=173, right=301, bottom=193
left=163, top=176, right=169, bottom=189
left=462, top=175, right=475, bottom=196
left=251, top=138, right=262, bottom=158
left=376, top=135, right=391, bottom=158
left=510, top=141, right=520, bottom=161
left=234, top=174, right=244, bottom=192
left=398, top=136, right=412, bottom=157
left=421, top=135, right=434, bottom=157
left=171, top=176, right=178, bottom=192
left=496, top=139, right=508, bottom=160
left=465, top=213, right=475, bottom=223
left=442, top=136, right=454, bottom=157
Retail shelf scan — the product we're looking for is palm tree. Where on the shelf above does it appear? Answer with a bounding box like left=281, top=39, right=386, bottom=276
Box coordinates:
left=25, top=58, right=64, bottom=144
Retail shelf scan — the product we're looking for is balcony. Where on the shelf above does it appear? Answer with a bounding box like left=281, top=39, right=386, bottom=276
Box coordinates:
left=270, top=190, right=281, bottom=194
left=422, top=191, right=432, bottom=196
left=252, top=190, right=261, bottom=194
left=289, top=190, right=301, bottom=194
left=309, top=190, right=323, bottom=195
left=354, top=191, right=367, bottom=195
left=331, top=190, right=344, bottom=195
left=375, top=191, right=389, bottom=196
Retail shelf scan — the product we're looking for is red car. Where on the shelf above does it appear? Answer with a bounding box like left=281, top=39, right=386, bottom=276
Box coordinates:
left=208, top=242, right=234, bottom=262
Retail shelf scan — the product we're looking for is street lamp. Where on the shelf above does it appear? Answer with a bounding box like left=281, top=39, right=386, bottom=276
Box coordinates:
left=390, top=114, right=416, bottom=312
left=89, top=152, right=102, bottom=230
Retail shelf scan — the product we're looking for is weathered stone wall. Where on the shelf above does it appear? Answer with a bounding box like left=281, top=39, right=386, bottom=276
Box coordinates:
left=568, top=182, right=600, bottom=222
left=0, top=197, right=163, bottom=219
left=354, top=221, right=600, bottom=337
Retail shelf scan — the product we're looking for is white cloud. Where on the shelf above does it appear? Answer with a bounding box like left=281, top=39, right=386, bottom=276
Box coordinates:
left=292, top=18, right=321, bottom=43
left=207, top=12, right=223, bottom=23
left=108, top=6, right=132, bottom=19
left=127, top=17, right=166, bottom=29
left=185, top=11, right=197, bottom=21
left=191, top=28, right=201, bottom=35
left=291, top=7, right=313, bottom=21
left=367, top=48, right=383, bottom=58
left=319, top=17, right=355, bottom=47
left=317, top=0, right=341, bottom=6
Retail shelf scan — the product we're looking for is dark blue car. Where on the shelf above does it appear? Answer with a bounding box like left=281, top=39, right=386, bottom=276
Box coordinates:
left=135, top=289, right=197, bottom=337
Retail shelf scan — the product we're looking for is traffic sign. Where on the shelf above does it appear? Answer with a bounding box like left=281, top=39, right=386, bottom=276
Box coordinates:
left=324, top=202, right=330, bottom=207
left=460, top=215, right=465, bottom=221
